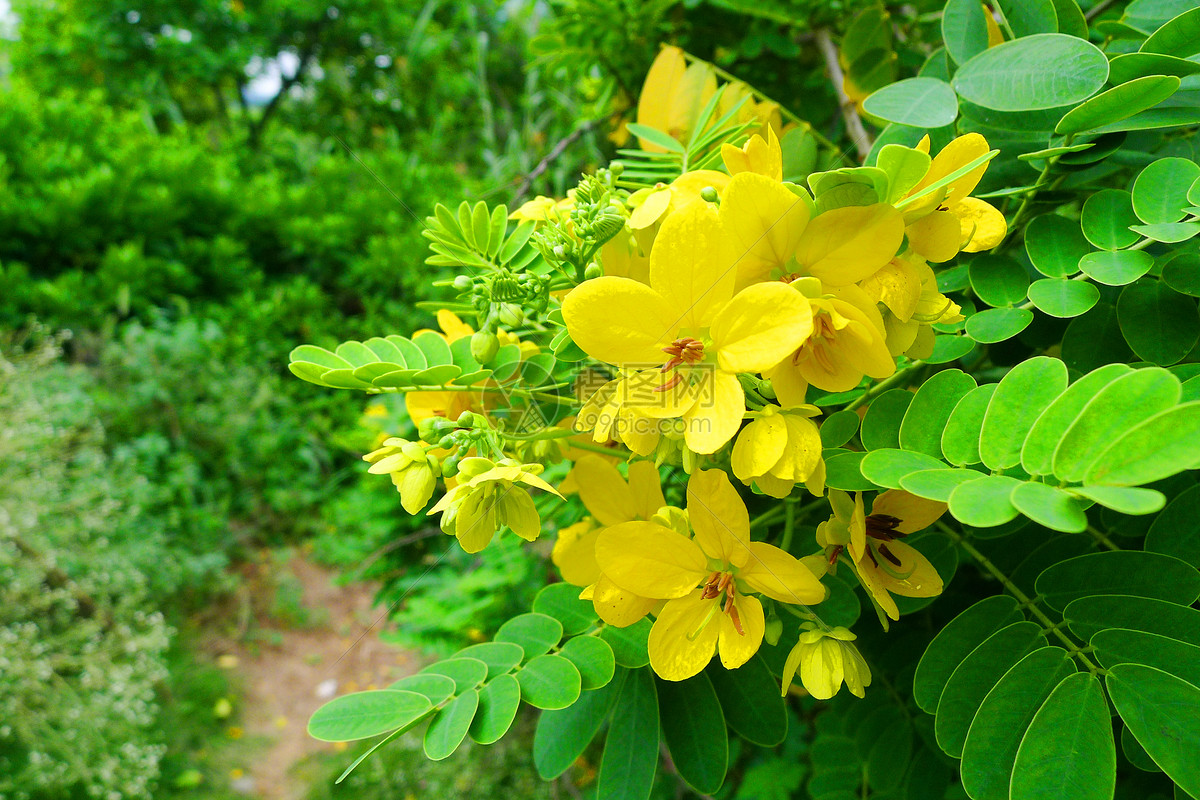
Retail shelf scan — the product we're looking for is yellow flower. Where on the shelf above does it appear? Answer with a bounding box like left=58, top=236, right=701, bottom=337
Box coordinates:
left=428, top=457, right=563, bottom=553
left=860, top=253, right=964, bottom=358
left=563, top=201, right=814, bottom=454
left=552, top=456, right=667, bottom=626
left=718, top=172, right=813, bottom=289
left=363, top=437, right=438, bottom=514
left=903, top=134, right=1007, bottom=261
left=635, top=45, right=717, bottom=152
left=573, top=370, right=691, bottom=456
left=596, top=470, right=826, bottom=681
left=509, top=194, right=574, bottom=223
left=413, top=309, right=475, bottom=343
left=763, top=282, right=895, bottom=397
left=815, top=490, right=946, bottom=623
left=781, top=624, right=871, bottom=699
left=721, top=128, right=783, bottom=182
left=628, top=170, right=731, bottom=256
left=731, top=405, right=826, bottom=498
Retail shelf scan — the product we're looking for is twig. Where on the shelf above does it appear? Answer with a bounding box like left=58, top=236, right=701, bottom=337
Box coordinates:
left=1085, top=0, right=1118, bottom=21
left=512, top=119, right=600, bottom=204
left=815, top=29, right=874, bottom=163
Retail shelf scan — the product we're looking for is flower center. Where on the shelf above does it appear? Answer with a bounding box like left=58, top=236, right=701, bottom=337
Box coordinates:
left=657, top=337, right=705, bottom=392
left=700, top=571, right=745, bottom=636
left=865, top=513, right=902, bottom=541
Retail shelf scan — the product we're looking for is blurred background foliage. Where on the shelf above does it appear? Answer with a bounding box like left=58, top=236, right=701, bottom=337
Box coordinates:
left=0, top=0, right=968, bottom=797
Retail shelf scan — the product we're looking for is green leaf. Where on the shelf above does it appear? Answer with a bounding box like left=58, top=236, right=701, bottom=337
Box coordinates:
left=469, top=674, right=521, bottom=745
left=454, top=643, right=524, bottom=681
left=598, top=668, right=659, bottom=800
left=533, top=671, right=625, bottom=779
left=387, top=674, right=457, bottom=706
left=424, top=689, right=479, bottom=761
left=533, top=583, right=598, bottom=636
left=1092, top=629, right=1200, bottom=689
left=1146, top=484, right=1200, bottom=569
left=1071, top=485, right=1166, bottom=516
left=1010, top=673, right=1116, bottom=800
left=495, top=613, right=563, bottom=658
left=308, top=690, right=432, bottom=742
left=993, top=0, right=1057, bottom=37
left=819, top=409, right=861, bottom=448
left=969, top=254, right=1030, bottom=307
left=900, top=369, right=978, bottom=457
left=517, top=654, right=582, bottom=710
left=1026, top=214, right=1091, bottom=278
left=1065, top=595, right=1200, bottom=646
left=1084, top=105, right=1200, bottom=135
left=560, top=636, right=616, bottom=690
left=1010, top=483, right=1088, bottom=532
left=420, top=658, right=489, bottom=694
left=982, top=357, right=1069, bottom=470
left=1021, top=364, right=1132, bottom=476
left=960, top=647, right=1078, bottom=800
left=1141, top=6, right=1200, bottom=57
left=1163, top=253, right=1200, bottom=297
left=600, top=618, right=651, bottom=668
left=822, top=450, right=881, bottom=491
left=1110, top=52, right=1200, bottom=84
left=1052, top=367, right=1182, bottom=482
left=863, top=78, right=958, bottom=128
left=943, top=0, right=991, bottom=65
left=1130, top=222, right=1200, bottom=243
left=966, top=307, right=1034, bottom=343
left=658, top=674, right=727, bottom=794
left=1051, top=0, right=1088, bottom=36
left=927, top=334, right=977, bottom=364
left=935, top=621, right=1046, bottom=757
left=914, top=595, right=1024, bottom=713
left=707, top=656, right=787, bottom=747
left=861, top=389, right=914, bottom=450
left=1081, top=190, right=1142, bottom=251
left=860, top=449, right=948, bottom=490
left=943, top=384, right=998, bottom=466
left=411, top=331, right=454, bottom=367
left=1056, top=75, right=1182, bottom=134
left=900, top=468, right=984, bottom=502
left=626, top=123, right=685, bottom=153
left=876, top=144, right=932, bottom=204
left=1085, top=401, right=1200, bottom=486
left=1122, top=725, right=1161, bottom=773
left=952, top=34, right=1109, bottom=111
left=1079, top=250, right=1155, bottom=286
left=860, top=706, right=913, bottom=793
left=290, top=345, right=351, bottom=370
left=1027, top=279, right=1099, bottom=318
left=1133, top=157, right=1200, bottom=225
left=949, top=476, right=1024, bottom=527
left=1036, top=551, right=1200, bottom=611
left=1062, top=302, right=1135, bottom=373
left=1108, top=664, right=1200, bottom=796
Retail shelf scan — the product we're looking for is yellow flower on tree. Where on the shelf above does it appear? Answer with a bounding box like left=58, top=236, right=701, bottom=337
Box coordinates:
left=763, top=282, right=895, bottom=398
left=363, top=437, right=439, bottom=514
left=721, top=128, right=783, bottom=183
left=815, top=489, right=947, bottom=624
left=552, top=456, right=668, bottom=626
left=563, top=201, right=814, bottom=453
left=635, top=45, right=717, bottom=152
left=428, top=457, right=563, bottom=553
left=596, top=470, right=826, bottom=681
left=731, top=404, right=826, bottom=498
left=781, top=624, right=872, bottom=699
left=859, top=253, right=964, bottom=359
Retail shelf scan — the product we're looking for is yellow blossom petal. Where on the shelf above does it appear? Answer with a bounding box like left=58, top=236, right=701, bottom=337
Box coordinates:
left=719, top=172, right=811, bottom=286
left=648, top=201, right=737, bottom=329
left=552, top=521, right=602, bottom=586
left=437, top=310, right=474, bottom=342
left=754, top=471, right=795, bottom=499
left=912, top=133, right=990, bottom=211
left=795, top=204, right=905, bottom=286
left=455, top=489, right=498, bottom=553
left=562, top=277, right=676, bottom=365
left=739, top=542, right=828, bottom=605
left=957, top=196, right=1007, bottom=252
left=858, top=258, right=921, bottom=322
left=498, top=489, right=541, bottom=541
left=686, top=469, right=751, bottom=569
left=907, top=209, right=963, bottom=263
left=682, top=370, right=745, bottom=455
left=870, top=490, right=948, bottom=534
left=768, top=366, right=809, bottom=408
left=721, top=128, right=783, bottom=181
left=572, top=456, right=637, bottom=526
left=629, top=187, right=672, bottom=230
left=595, top=521, right=708, bottom=599
left=731, top=414, right=788, bottom=481
left=711, top=282, right=814, bottom=373
left=627, top=460, right=666, bottom=520
left=717, top=593, right=764, bottom=669
left=591, top=573, right=658, bottom=627
left=648, top=590, right=721, bottom=680
left=770, top=415, right=823, bottom=483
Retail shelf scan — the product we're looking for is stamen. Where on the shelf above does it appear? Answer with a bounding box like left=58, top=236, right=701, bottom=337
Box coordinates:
left=724, top=595, right=745, bottom=636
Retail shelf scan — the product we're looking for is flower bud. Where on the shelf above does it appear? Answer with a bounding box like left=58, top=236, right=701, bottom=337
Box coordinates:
left=453, top=275, right=472, bottom=290
left=418, top=415, right=453, bottom=444
left=456, top=410, right=476, bottom=427
left=765, top=616, right=784, bottom=647
left=470, top=330, right=500, bottom=364
left=583, top=262, right=603, bottom=280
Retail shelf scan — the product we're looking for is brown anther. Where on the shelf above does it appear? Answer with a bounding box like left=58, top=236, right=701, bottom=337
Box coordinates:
left=828, top=544, right=844, bottom=565
left=865, top=513, right=902, bottom=541
left=724, top=595, right=745, bottom=635
left=654, top=373, right=685, bottom=393
left=878, top=542, right=903, bottom=568
left=700, top=572, right=722, bottom=600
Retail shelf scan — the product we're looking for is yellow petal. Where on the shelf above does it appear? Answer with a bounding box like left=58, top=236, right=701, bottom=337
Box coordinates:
left=498, top=488, right=541, bottom=541
left=648, top=201, right=737, bottom=329
left=629, top=187, right=672, bottom=230
left=764, top=362, right=809, bottom=408
left=739, top=542, right=828, bottom=605
left=770, top=415, right=823, bottom=483
left=753, top=471, right=795, bottom=499
left=870, top=490, right=947, bottom=534
left=572, top=455, right=637, bottom=526
left=717, top=593, right=764, bottom=669
left=682, top=370, right=745, bottom=455
left=914, top=133, right=990, bottom=210
left=648, top=591, right=720, bottom=681
left=848, top=492, right=867, bottom=563
left=591, top=573, right=657, bottom=627
left=636, top=46, right=688, bottom=152
left=984, top=4, right=1005, bottom=47
left=731, top=415, right=787, bottom=481
left=956, top=196, right=1007, bottom=252
left=455, top=488, right=497, bottom=553
left=721, top=127, right=782, bottom=181
left=800, top=638, right=845, bottom=700
left=595, top=521, right=708, bottom=599
left=670, top=170, right=731, bottom=213
left=627, top=460, right=666, bottom=520
left=858, top=257, right=921, bottom=322
left=866, top=540, right=945, bottom=598
left=562, top=277, right=675, bottom=365
left=687, top=468, right=751, bottom=568
left=795, top=204, right=905, bottom=286
left=907, top=210, right=963, bottom=263
left=711, top=282, right=814, bottom=373
left=436, top=310, right=474, bottom=341
left=718, top=173, right=811, bottom=286
left=552, top=521, right=602, bottom=586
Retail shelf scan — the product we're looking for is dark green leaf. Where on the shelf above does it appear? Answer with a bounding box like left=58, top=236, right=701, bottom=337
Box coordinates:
left=1026, top=214, right=1091, bottom=278
left=1062, top=302, right=1134, bottom=373
left=707, top=656, right=787, bottom=747
left=1036, top=551, right=1200, bottom=611
left=820, top=409, right=861, bottom=448
left=1109, top=52, right=1200, bottom=83
left=533, top=671, right=626, bottom=779
left=966, top=307, right=1034, bottom=343
left=970, top=254, right=1030, bottom=307
left=1079, top=250, right=1155, bottom=286
left=1141, top=6, right=1200, bottom=57
left=1132, top=157, right=1200, bottom=225
left=1081, top=190, right=1142, bottom=251
left=943, top=0, right=991, bottom=65
left=863, top=78, right=958, bottom=128
left=1163, top=253, right=1200, bottom=297
left=598, top=668, right=659, bottom=800
left=1027, top=279, right=1100, bottom=318
left=952, top=34, right=1109, bottom=111
left=1065, top=595, right=1200, bottom=646
left=823, top=450, right=881, bottom=491
left=600, top=618, right=652, bottom=668
left=658, top=674, right=728, bottom=794
left=533, top=583, right=598, bottom=635
left=1107, top=664, right=1200, bottom=796
left=913, top=595, right=1025, bottom=713
left=1092, top=629, right=1200, bottom=689
left=861, top=388, right=914, bottom=450
left=1146, top=484, right=1200, bottom=569
left=1056, top=76, right=1182, bottom=134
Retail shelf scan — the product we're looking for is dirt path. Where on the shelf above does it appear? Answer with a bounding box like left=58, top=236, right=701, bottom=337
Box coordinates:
left=206, top=553, right=423, bottom=800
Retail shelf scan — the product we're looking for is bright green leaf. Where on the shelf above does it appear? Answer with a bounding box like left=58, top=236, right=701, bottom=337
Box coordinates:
left=424, top=690, right=479, bottom=761
left=517, top=654, right=582, bottom=710
left=309, top=690, right=432, bottom=743
left=952, top=34, right=1109, bottom=111
left=981, top=357, right=1069, bottom=470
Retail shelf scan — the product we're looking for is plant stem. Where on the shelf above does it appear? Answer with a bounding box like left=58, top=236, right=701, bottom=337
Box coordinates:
left=939, top=522, right=1103, bottom=673
left=815, top=28, right=874, bottom=163
left=1087, top=525, right=1121, bottom=551
left=844, top=360, right=926, bottom=412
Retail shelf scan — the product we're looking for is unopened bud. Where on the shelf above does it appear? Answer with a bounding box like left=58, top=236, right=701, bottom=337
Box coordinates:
left=583, top=263, right=603, bottom=280
left=453, top=275, right=472, bottom=290
left=438, top=434, right=456, bottom=450
left=552, top=245, right=567, bottom=260
left=765, top=616, right=783, bottom=647
left=440, top=454, right=461, bottom=478
left=700, top=186, right=720, bottom=204
left=470, top=330, right=499, bottom=364
left=418, top=416, right=453, bottom=443
left=498, top=304, right=524, bottom=327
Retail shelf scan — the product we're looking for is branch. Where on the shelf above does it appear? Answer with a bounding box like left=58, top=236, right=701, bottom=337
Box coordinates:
left=815, top=28, right=874, bottom=163
left=511, top=118, right=600, bottom=204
